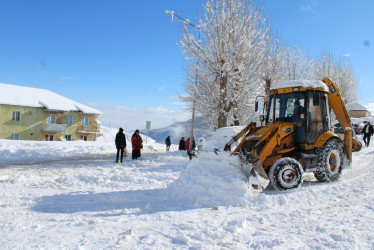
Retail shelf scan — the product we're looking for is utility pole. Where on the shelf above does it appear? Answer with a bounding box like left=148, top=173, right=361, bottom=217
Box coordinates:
left=165, top=10, right=200, bottom=151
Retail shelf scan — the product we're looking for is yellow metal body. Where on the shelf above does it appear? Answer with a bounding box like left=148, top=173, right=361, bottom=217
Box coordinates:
left=226, top=77, right=361, bottom=170
left=322, top=77, right=362, bottom=161
left=314, top=131, right=339, bottom=148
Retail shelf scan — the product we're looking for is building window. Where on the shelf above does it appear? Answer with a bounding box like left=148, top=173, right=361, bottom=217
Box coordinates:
left=80, top=135, right=87, bottom=141
left=47, top=114, right=56, bottom=124
left=12, top=111, right=21, bottom=121
left=11, top=134, right=19, bottom=140
left=65, top=135, right=72, bottom=141
left=81, top=116, right=89, bottom=126
left=66, top=115, right=73, bottom=125
left=45, top=134, right=54, bottom=141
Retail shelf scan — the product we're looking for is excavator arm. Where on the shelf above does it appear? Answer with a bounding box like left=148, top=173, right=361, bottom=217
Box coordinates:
left=322, top=77, right=362, bottom=163
left=223, top=122, right=257, bottom=151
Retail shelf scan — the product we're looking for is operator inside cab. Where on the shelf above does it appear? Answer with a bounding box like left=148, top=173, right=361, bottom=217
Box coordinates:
left=292, top=100, right=306, bottom=125
left=292, top=99, right=306, bottom=144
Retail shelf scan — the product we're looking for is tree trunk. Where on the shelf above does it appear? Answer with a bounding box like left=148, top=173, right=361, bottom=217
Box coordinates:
left=217, top=75, right=228, bottom=128
left=218, top=111, right=227, bottom=128
left=233, top=103, right=240, bottom=126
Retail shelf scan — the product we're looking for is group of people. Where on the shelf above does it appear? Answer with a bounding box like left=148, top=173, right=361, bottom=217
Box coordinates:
left=178, top=137, right=196, bottom=151
left=165, top=136, right=196, bottom=151
left=115, top=128, right=143, bottom=163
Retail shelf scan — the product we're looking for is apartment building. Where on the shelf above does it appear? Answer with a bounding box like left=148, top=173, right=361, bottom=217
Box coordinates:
left=0, top=83, right=101, bottom=141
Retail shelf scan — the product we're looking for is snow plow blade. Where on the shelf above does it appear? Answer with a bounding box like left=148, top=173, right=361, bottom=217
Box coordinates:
left=188, top=149, right=270, bottom=192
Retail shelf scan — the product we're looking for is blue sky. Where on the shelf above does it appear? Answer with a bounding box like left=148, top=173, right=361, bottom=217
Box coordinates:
left=0, top=0, right=373, bottom=130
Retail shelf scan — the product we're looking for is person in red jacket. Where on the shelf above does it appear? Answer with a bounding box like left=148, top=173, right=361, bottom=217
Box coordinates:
left=185, top=138, right=190, bottom=151
left=131, top=129, right=143, bottom=159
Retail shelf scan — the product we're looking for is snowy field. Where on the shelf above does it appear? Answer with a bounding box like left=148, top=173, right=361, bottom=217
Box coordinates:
left=0, top=128, right=373, bottom=249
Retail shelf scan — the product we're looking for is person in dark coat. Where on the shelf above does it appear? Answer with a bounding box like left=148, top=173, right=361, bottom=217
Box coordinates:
left=131, top=129, right=143, bottom=159
left=165, top=136, right=171, bottom=151
left=362, top=122, right=374, bottom=147
left=115, top=127, right=127, bottom=163
left=179, top=137, right=186, bottom=150
left=192, top=137, right=196, bottom=150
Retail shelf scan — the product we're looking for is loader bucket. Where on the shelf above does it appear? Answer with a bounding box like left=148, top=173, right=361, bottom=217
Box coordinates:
left=238, top=151, right=270, bottom=191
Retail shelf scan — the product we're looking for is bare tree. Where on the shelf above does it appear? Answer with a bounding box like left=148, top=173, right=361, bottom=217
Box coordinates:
left=260, top=30, right=288, bottom=99
left=312, top=48, right=358, bottom=103
left=282, top=44, right=314, bottom=81
left=180, top=0, right=268, bottom=129
left=332, top=58, right=358, bottom=104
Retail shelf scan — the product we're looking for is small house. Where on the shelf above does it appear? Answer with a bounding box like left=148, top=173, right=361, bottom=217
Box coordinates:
left=346, top=101, right=371, bottom=118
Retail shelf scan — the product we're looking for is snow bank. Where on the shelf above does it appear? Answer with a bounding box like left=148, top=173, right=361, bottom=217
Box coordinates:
left=166, top=126, right=264, bottom=208
left=167, top=151, right=259, bottom=208
left=201, top=126, right=244, bottom=151
left=0, top=139, right=114, bottom=165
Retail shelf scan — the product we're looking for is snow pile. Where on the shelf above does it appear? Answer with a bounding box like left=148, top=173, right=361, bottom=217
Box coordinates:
left=96, top=126, right=118, bottom=142
left=167, top=151, right=259, bottom=208
left=166, top=126, right=262, bottom=208
left=201, top=126, right=244, bottom=151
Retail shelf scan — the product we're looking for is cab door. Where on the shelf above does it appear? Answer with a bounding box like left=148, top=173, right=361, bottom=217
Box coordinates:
left=307, top=92, right=330, bottom=144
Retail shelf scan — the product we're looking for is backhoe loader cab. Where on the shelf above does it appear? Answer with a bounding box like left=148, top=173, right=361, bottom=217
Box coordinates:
left=266, top=82, right=331, bottom=147
left=217, top=78, right=362, bottom=191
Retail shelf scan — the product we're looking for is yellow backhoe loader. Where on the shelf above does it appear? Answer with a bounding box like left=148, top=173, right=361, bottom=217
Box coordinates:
left=192, top=77, right=362, bottom=191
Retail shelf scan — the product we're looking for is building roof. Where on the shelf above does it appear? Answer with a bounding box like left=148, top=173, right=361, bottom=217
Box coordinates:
left=346, top=101, right=369, bottom=112
left=0, top=83, right=101, bottom=114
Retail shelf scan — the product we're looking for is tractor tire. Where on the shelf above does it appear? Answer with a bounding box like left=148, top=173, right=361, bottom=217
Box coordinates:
left=268, top=157, right=304, bottom=191
left=314, top=139, right=344, bottom=182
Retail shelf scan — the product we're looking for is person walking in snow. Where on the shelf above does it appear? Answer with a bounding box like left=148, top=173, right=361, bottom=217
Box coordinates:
left=362, top=122, right=373, bottom=147
left=131, top=129, right=143, bottom=159
left=178, top=137, right=186, bottom=151
left=115, top=127, right=127, bottom=163
left=165, top=136, right=171, bottom=151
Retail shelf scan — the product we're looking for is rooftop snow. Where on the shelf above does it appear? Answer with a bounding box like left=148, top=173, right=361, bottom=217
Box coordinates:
left=0, top=83, right=101, bottom=114
left=271, top=80, right=329, bottom=92
left=346, top=101, right=369, bottom=111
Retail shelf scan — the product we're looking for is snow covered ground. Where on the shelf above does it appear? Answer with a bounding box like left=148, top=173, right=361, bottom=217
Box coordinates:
left=0, top=128, right=373, bottom=249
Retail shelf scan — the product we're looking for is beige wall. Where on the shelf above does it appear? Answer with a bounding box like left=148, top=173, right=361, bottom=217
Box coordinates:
left=0, top=104, right=44, bottom=140
left=0, top=104, right=100, bottom=141
left=348, top=110, right=371, bottom=118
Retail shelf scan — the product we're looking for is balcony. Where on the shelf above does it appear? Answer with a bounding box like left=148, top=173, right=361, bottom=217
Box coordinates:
left=42, top=123, right=67, bottom=132
left=78, top=125, right=91, bottom=133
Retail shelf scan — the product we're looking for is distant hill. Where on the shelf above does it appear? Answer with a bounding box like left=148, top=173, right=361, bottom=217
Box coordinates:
left=140, top=116, right=209, bottom=144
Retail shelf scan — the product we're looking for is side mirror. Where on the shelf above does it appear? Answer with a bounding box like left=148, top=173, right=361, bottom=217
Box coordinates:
left=260, top=115, right=265, bottom=122
left=255, top=101, right=259, bottom=112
